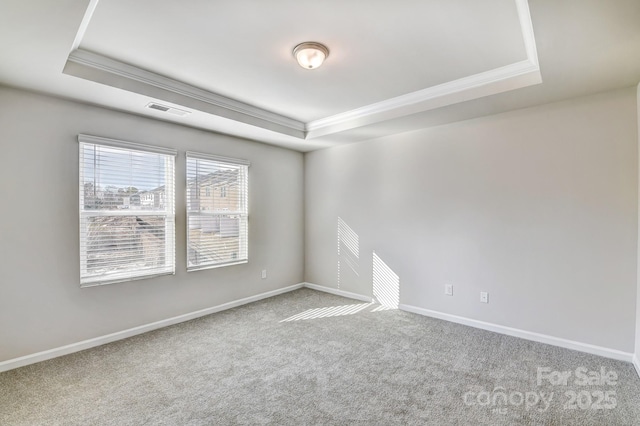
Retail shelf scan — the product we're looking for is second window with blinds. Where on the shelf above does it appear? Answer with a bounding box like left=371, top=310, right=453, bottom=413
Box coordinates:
left=186, top=152, right=249, bottom=270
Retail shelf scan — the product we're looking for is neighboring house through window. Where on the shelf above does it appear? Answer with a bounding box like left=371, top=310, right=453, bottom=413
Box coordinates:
left=79, top=135, right=176, bottom=286
left=186, top=152, right=249, bottom=270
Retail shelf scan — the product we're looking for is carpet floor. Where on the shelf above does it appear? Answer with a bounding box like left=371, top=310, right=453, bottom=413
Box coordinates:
left=1, top=288, right=639, bottom=425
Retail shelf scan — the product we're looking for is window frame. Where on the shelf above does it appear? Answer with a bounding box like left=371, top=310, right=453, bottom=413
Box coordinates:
left=78, top=134, right=177, bottom=287
left=185, top=151, right=249, bottom=272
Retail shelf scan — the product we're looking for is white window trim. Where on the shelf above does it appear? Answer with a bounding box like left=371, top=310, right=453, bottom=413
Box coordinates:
left=186, top=152, right=249, bottom=272
left=185, top=151, right=250, bottom=166
left=78, top=135, right=177, bottom=287
left=79, top=134, right=177, bottom=156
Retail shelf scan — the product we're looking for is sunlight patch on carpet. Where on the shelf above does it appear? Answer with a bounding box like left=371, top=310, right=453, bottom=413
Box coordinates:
left=280, top=303, right=373, bottom=322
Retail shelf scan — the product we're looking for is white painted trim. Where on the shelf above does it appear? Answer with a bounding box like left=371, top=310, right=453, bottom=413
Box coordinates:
left=78, top=134, right=177, bottom=156
left=306, top=60, right=539, bottom=134
left=70, top=0, right=100, bottom=52
left=303, top=282, right=372, bottom=303
left=516, top=0, right=539, bottom=67
left=66, top=49, right=306, bottom=134
left=399, top=303, right=634, bottom=363
left=636, top=82, right=640, bottom=380
left=306, top=0, right=541, bottom=136
left=304, top=0, right=541, bottom=138
left=64, top=0, right=540, bottom=141
left=186, top=151, right=250, bottom=166
left=0, top=283, right=304, bottom=373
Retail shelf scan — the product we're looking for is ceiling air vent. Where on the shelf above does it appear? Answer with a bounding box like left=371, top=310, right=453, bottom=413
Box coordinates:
left=145, top=102, right=191, bottom=117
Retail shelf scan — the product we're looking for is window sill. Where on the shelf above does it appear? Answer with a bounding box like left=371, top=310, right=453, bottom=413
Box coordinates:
left=187, top=260, right=248, bottom=272
left=81, top=271, right=175, bottom=288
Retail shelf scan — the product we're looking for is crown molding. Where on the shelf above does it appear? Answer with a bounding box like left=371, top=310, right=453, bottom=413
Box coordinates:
left=304, top=59, right=541, bottom=138
left=70, top=0, right=99, bottom=51
left=516, top=0, right=539, bottom=68
left=64, top=0, right=540, bottom=142
left=64, top=49, right=306, bottom=138
left=304, top=0, right=541, bottom=138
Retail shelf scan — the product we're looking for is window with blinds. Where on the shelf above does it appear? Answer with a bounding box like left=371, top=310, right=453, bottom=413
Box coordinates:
left=186, top=152, right=249, bottom=270
left=79, top=135, right=176, bottom=286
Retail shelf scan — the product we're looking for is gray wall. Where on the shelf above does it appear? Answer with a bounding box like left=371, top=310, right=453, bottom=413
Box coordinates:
left=305, top=87, right=638, bottom=353
left=1, top=84, right=638, bottom=362
left=0, top=86, right=304, bottom=362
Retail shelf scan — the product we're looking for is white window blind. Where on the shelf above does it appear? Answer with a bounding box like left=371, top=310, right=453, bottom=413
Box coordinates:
left=186, top=152, right=249, bottom=270
left=79, top=135, right=176, bottom=286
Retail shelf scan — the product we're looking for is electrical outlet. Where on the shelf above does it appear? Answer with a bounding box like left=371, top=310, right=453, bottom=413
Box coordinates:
left=480, top=292, right=489, bottom=303
left=261, top=269, right=267, bottom=279
left=445, top=284, right=453, bottom=296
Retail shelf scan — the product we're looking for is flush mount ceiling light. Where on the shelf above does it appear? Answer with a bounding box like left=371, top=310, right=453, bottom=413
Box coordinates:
left=293, top=42, right=329, bottom=70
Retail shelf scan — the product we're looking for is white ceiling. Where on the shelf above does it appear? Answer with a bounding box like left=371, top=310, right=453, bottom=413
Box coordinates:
left=81, top=0, right=526, bottom=122
left=1, top=0, right=639, bottom=152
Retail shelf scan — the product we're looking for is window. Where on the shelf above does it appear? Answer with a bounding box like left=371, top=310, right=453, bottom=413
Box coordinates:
left=186, top=152, right=249, bottom=270
left=79, top=135, right=176, bottom=286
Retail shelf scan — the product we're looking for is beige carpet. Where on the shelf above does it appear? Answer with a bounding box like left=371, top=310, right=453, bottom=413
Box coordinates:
left=1, top=288, right=639, bottom=425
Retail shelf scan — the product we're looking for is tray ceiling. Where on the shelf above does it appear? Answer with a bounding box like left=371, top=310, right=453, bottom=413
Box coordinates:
left=62, top=0, right=540, bottom=143
left=79, top=0, right=528, bottom=123
left=2, top=0, right=640, bottom=151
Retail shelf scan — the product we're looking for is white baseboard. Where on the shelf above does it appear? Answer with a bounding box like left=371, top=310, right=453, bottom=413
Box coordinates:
left=399, top=303, right=634, bottom=363
left=3, top=283, right=635, bottom=375
left=303, top=282, right=372, bottom=303
left=0, top=283, right=304, bottom=373
left=633, top=354, right=640, bottom=378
